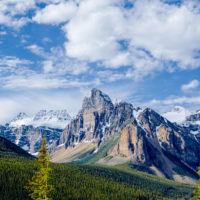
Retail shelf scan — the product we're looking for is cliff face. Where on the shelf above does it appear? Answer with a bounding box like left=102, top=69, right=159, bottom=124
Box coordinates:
left=56, top=88, right=134, bottom=149
left=0, top=125, right=62, bottom=154
left=52, top=89, right=200, bottom=184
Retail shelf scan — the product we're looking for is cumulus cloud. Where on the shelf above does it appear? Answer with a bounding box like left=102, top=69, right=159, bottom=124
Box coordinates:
left=60, top=0, right=200, bottom=79
left=181, top=80, right=199, bottom=92
left=27, top=44, right=89, bottom=76
left=33, top=1, right=78, bottom=24
left=0, top=0, right=35, bottom=28
left=0, top=47, right=97, bottom=90
left=2, top=0, right=200, bottom=79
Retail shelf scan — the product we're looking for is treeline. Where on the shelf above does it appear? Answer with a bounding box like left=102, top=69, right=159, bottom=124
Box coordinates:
left=0, top=158, right=195, bottom=200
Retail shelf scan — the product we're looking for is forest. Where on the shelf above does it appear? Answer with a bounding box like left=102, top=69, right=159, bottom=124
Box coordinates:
left=0, top=157, right=196, bottom=200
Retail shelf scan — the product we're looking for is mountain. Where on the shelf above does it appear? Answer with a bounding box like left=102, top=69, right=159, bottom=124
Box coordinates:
left=0, top=109, right=71, bottom=154
left=0, top=135, right=33, bottom=158
left=51, top=88, right=200, bottom=184
left=10, top=109, right=71, bottom=129
left=162, top=106, right=191, bottom=123
left=0, top=124, right=63, bottom=155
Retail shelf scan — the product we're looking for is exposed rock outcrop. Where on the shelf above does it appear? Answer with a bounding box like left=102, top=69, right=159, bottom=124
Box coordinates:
left=52, top=89, right=200, bottom=184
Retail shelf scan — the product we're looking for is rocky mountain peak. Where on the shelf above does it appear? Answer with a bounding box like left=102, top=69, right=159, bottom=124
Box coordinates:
left=33, top=109, right=71, bottom=121
left=82, top=88, right=113, bottom=111
left=163, top=106, right=190, bottom=124
left=9, top=109, right=71, bottom=129
left=11, top=112, right=28, bottom=121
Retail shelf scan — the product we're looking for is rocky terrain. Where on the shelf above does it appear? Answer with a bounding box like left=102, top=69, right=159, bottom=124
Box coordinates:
left=1, top=88, right=200, bottom=184
left=0, top=125, right=63, bottom=155
left=0, top=110, right=71, bottom=154
left=51, top=89, right=200, bottom=184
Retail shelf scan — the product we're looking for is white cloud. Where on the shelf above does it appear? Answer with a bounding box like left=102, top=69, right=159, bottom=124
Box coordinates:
left=2, top=0, right=200, bottom=79
left=63, top=0, right=127, bottom=63
left=59, top=0, right=200, bottom=79
left=181, top=80, right=199, bottom=92
left=145, top=95, right=200, bottom=114
left=27, top=45, right=89, bottom=76
left=1, top=74, right=100, bottom=90
left=33, top=1, right=78, bottom=24
left=0, top=90, right=84, bottom=124
left=0, top=0, right=35, bottom=28
left=0, top=56, right=31, bottom=68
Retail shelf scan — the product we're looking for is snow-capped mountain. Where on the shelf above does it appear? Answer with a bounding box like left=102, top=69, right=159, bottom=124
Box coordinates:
left=162, top=106, right=191, bottom=124
left=9, top=110, right=71, bottom=129
left=51, top=89, right=200, bottom=184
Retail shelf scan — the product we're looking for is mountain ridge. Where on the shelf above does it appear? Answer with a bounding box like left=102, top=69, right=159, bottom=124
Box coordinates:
left=51, top=88, right=200, bottom=184
left=9, top=109, right=71, bottom=129
left=0, top=135, right=33, bottom=158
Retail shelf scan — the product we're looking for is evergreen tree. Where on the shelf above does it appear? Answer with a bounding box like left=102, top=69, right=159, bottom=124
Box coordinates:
left=193, top=166, right=200, bottom=200
left=25, top=135, right=53, bottom=200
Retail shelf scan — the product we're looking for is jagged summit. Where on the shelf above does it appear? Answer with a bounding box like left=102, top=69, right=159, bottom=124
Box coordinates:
left=11, top=112, right=28, bottom=121
left=162, top=106, right=190, bottom=123
left=51, top=89, right=200, bottom=184
left=9, top=109, right=71, bottom=129
left=186, top=111, right=200, bottom=123
left=82, top=88, right=113, bottom=111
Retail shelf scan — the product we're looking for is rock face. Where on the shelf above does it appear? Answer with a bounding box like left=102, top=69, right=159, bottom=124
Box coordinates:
left=52, top=89, right=200, bottom=184
left=0, top=124, right=63, bottom=154
left=0, top=109, right=71, bottom=154
left=55, top=88, right=133, bottom=150
left=186, top=111, right=200, bottom=123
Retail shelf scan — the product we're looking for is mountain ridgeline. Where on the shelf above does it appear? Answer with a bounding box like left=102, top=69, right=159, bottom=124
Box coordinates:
left=0, top=135, right=33, bottom=158
left=0, top=110, right=71, bottom=154
left=51, top=88, right=200, bottom=184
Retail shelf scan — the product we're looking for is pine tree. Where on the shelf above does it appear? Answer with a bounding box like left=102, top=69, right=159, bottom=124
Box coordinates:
left=193, top=166, right=200, bottom=200
left=25, top=135, right=54, bottom=200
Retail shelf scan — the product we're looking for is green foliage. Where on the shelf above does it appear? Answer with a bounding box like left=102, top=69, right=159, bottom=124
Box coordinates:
left=192, top=166, right=200, bottom=200
left=70, top=136, right=119, bottom=164
left=25, top=136, right=53, bottom=200
left=0, top=157, right=195, bottom=200
left=0, top=136, right=33, bottom=159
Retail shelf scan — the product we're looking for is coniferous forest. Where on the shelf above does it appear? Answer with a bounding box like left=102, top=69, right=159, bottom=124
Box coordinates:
left=0, top=157, right=196, bottom=200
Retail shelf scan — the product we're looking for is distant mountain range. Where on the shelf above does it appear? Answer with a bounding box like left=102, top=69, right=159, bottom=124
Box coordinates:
left=0, top=109, right=71, bottom=154
left=1, top=89, right=200, bottom=184
left=9, top=109, right=71, bottom=129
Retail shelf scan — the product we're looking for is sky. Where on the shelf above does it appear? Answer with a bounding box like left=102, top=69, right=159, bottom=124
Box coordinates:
left=0, top=0, right=200, bottom=123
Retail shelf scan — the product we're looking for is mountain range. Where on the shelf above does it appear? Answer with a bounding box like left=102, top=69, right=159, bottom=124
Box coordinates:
left=0, top=110, right=71, bottom=154
left=1, top=88, right=200, bottom=184
left=10, top=109, right=71, bottom=129
left=51, top=89, right=200, bottom=184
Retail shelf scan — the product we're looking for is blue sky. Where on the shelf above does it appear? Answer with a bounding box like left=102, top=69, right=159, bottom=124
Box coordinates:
left=0, top=0, right=200, bottom=123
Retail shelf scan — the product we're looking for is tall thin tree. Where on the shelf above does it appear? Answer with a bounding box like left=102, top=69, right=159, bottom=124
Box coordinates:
left=26, top=135, right=53, bottom=200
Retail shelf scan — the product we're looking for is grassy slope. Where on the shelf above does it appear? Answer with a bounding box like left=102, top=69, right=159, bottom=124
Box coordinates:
left=69, top=136, right=119, bottom=164
left=0, top=157, right=196, bottom=200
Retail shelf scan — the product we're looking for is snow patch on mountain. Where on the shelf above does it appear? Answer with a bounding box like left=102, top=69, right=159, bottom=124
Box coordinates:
left=162, top=106, right=191, bottom=124
left=9, top=110, right=71, bottom=129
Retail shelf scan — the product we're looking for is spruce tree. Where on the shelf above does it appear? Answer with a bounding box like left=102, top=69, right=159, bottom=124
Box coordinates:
left=25, top=135, right=53, bottom=200
left=193, top=166, right=200, bottom=200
